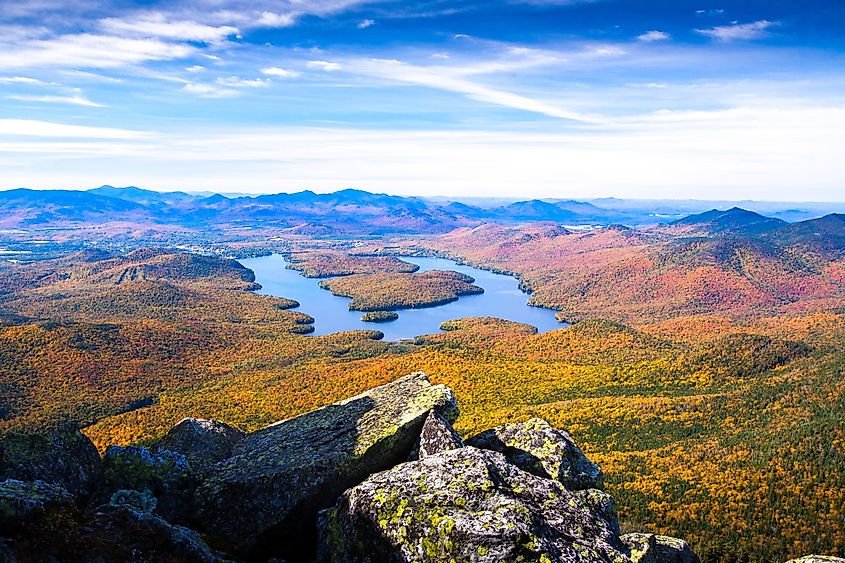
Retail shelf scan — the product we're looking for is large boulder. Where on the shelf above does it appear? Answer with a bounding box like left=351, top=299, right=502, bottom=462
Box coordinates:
left=621, top=533, right=700, bottom=563
left=466, top=418, right=603, bottom=491
left=195, top=372, right=458, bottom=560
left=0, top=479, right=75, bottom=533
left=82, top=502, right=223, bottom=562
left=102, top=445, right=196, bottom=523
left=0, top=479, right=80, bottom=559
left=318, top=446, right=628, bottom=563
left=0, top=426, right=101, bottom=499
left=153, top=417, right=244, bottom=470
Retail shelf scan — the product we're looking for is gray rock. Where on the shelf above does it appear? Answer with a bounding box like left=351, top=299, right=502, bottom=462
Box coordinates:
left=110, top=488, right=158, bottom=513
left=0, top=426, right=102, bottom=499
left=84, top=503, right=223, bottom=563
left=102, top=445, right=195, bottom=524
left=621, top=533, right=700, bottom=563
left=466, top=417, right=603, bottom=491
left=0, top=479, right=75, bottom=533
left=786, top=558, right=845, bottom=563
left=154, top=417, right=244, bottom=470
left=573, top=488, right=620, bottom=536
left=318, top=446, right=629, bottom=563
left=417, top=409, right=463, bottom=459
left=195, top=371, right=458, bottom=560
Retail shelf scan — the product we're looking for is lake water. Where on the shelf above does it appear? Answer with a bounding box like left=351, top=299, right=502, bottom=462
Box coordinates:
left=238, top=254, right=565, bottom=340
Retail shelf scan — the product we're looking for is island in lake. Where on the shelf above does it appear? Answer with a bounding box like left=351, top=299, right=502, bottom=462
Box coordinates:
left=319, top=269, right=484, bottom=311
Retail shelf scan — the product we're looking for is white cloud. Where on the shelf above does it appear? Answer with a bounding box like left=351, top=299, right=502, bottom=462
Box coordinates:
left=307, top=60, right=343, bottom=72
left=185, top=65, right=206, bottom=72
left=0, top=34, right=196, bottom=70
left=261, top=66, right=301, bottom=78
left=345, top=58, right=602, bottom=123
left=183, top=83, right=238, bottom=98
left=696, top=20, right=778, bottom=41
left=637, top=30, right=670, bottom=42
left=257, top=11, right=297, bottom=27
left=7, top=93, right=104, bottom=107
left=0, top=119, right=149, bottom=139
left=357, top=19, right=375, bottom=29
left=216, top=76, right=269, bottom=87
left=0, top=76, right=47, bottom=85
left=99, top=15, right=238, bottom=43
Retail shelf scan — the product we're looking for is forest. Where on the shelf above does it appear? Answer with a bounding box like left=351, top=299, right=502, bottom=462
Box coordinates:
left=318, top=269, right=484, bottom=311
left=1, top=214, right=844, bottom=562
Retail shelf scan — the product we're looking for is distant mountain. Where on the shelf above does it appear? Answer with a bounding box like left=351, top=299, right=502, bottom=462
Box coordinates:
left=769, top=213, right=845, bottom=255
left=3, top=187, right=838, bottom=237
left=0, top=189, right=148, bottom=227
left=88, top=186, right=199, bottom=206
left=672, top=207, right=787, bottom=235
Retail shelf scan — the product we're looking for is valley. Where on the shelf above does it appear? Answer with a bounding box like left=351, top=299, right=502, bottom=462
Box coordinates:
left=0, top=189, right=844, bottom=562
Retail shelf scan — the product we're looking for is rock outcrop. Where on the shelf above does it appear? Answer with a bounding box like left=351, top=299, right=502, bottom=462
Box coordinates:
left=621, top=533, right=699, bottom=563
left=466, top=418, right=603, bottom=491
left=195, top=371, right=458, bottom=559
left=153, top=417, right=244, bottom=470
left=0, top=425, right=102, bottom=499
left=101, top=445, right=196, bottom=524
left=318, top=446, right=627, bottom=562
left=0, top=371, right=714, bottom=563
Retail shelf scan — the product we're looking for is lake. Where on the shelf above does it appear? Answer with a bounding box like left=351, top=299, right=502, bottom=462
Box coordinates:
left=238, top=254, right=565, bottom=340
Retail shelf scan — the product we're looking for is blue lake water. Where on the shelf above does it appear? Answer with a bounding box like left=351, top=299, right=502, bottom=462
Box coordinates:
left=238, top=254, right=565, bottom=340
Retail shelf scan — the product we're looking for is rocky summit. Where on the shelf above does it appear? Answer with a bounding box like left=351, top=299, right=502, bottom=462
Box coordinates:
left=0, top=372, right=837, bottom=562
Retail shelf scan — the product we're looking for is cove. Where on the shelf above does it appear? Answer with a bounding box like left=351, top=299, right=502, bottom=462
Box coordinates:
left=238, top=254, right=565, bottom=340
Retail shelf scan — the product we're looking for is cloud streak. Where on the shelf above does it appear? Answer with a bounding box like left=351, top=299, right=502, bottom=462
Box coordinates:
left=696, top=20, right=778, bottom=41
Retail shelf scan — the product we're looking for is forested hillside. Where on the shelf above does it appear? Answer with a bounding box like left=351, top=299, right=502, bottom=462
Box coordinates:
left=1, top=216, right=844, bottom=561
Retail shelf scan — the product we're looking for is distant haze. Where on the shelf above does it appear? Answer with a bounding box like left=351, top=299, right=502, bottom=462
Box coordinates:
left=1, top=1, right=844, bottom=200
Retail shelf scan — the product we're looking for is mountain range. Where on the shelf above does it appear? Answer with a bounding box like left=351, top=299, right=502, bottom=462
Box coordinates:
left=1, top=186, right=842, bottom=236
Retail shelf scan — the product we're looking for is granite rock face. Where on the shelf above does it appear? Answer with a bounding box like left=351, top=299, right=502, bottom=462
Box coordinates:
left=466, top=417, right=603, bottom=491
left=318, top=446, right=628, bottom=563
left=194, top=371, right=458, bottom=559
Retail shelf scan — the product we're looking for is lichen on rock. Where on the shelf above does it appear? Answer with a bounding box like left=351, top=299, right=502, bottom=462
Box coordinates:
left=620, top=533, right=700, bottom=563
left=466, top=417, right=604, bottom=491
left=194, top=371, right=458, bottom=559
left=318, top=446, right=629, bottom=563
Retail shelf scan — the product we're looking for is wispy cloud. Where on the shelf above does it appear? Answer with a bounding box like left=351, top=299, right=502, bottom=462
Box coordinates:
left=99, top=14, right=238, bottom=43
left=357, top=19, right=375, bottom=29
left=183, top=82, right=238, bottom=98
left=257, top=11, right=298, bottom=28
left=216, top=76, right=269, bottom=87
left=637, top=30, right=670, bottom=42
left=307, top=60, right=343, bottom=71
left=0, top=76, right=48, bottom=85
left=696, top=20, right=778, bottom=41
left=0, top=119, right=149, bottom=139
left=344, top=57, right=604, bottom=123
left=261, top=67, right=301, bottom=78
left=7, top=92, right=104, bottom=107
left=0, top=34, right=195, bottom=70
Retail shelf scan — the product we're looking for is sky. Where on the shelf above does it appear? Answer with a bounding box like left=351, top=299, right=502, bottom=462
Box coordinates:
left=1, top=0, right=844, bottom=200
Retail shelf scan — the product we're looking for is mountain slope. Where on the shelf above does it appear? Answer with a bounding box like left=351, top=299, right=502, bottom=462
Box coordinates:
left=671, top=207, right=787, bottom=235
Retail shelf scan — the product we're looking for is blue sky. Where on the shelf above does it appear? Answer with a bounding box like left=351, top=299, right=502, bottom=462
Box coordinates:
left=1, top=0, right=844, bottom=200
